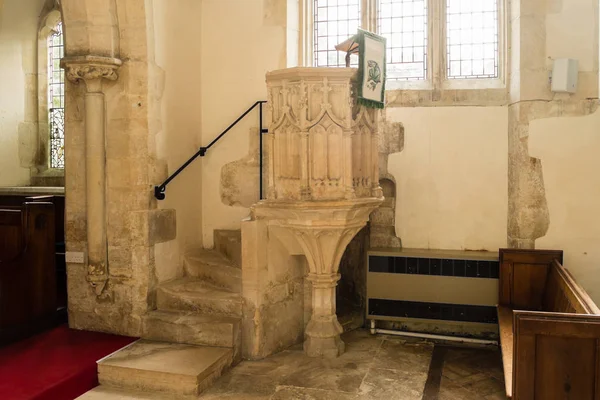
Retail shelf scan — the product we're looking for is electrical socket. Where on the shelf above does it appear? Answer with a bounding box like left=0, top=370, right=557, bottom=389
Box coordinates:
left=65, top=251, right=85, bottom=264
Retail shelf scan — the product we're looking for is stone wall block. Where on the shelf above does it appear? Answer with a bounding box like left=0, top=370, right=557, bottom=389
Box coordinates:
left=87, top=24, right=120, bottom=57
left=120, top=61, right=149, bottom=96
left=105, top=92, right=130, bottom=120
left=119, top=27, right=148, bottom=60
left=18, top=122, right=38, bottom=168
left=106, top=158, right=132, bottom=187
left=149, top=208, right=177, bottom=245
left=65, top=211, right=87, bottom=244
left=128, top=94, right=149, bottom=121
left=108, top=245, right=133, bottom=278
left=116, top=0, right=148, bottom=28
left=128, top=210, right=151, bottom=246
left=150, top=159, right=169, bottom=186
left=370, top=207, right=395, bottom=226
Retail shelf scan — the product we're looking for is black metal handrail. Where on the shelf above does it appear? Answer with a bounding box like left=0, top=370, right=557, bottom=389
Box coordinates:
left=154, top=100, right=268, bottom=200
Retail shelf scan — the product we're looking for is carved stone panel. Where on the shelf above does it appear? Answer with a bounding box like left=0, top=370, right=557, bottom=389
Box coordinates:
left=266, top=67, right=381, bottom=201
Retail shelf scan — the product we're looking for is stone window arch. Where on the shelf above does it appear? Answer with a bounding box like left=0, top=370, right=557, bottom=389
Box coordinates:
left=36, top=5, right=65, bottom=181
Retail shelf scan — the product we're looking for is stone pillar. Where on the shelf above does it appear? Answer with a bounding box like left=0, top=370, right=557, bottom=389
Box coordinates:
left=61, top=55, right=122, bottom=295
left=254, top=67, right=383, bottom=357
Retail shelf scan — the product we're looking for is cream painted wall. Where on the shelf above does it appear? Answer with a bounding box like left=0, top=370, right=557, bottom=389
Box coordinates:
left=200, top=0, right=288, bottom=247
left=0, top=0, right=44, bottom=186
left=152, top=0, right=203, bottom=262
left=387, top=107, right=508, bottom=251
left=547, top=0, right=598, bottom=73
left=527, top=0, right=600, bottom=301
left=530, top=110, right=600, bottom=301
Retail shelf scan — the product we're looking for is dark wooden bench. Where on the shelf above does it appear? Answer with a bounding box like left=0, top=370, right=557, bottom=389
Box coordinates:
left=0, top=202, right=56, bottom=344
left=498, top=249, right=600, bottom=399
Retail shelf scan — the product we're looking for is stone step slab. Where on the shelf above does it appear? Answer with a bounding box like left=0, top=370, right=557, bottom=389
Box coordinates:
left=142, top=310, right=240, bottom=349
left=157, top=279, right=242, bottom=317
left=184, top=249, right=241, bottom=292
left=95, top=340, right=232, bottom=397
left=213, top=229, right=242, bottom=267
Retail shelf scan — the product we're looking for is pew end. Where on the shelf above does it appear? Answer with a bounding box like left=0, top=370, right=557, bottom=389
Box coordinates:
left=497, top=249, right=600, bottom=399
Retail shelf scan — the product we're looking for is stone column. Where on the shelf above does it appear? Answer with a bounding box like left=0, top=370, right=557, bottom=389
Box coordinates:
left=61, top=55, right=122, bottom=295
left=255, top=67, right=383, bottom=357
left=294, top=223, right=365, bottom=357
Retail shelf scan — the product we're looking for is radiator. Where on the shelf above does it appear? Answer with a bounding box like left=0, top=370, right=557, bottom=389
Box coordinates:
left=367, top=248, right=500, bottom=338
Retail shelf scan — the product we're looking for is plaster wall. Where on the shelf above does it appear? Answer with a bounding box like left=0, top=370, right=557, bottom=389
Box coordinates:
left=151, top=0, right=203, bottom=279
left=530, top=110, right=600, bottom=302
left=0, top=0, right=45, bottom=186
left=387, top=107, right=508, bottom=251
left=200, top=0, right=288, bottom=247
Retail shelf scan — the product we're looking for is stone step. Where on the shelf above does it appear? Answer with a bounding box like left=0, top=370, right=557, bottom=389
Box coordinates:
left=142, top=310, right=240, bottom=349
left=214, top=229, right=242, bottom=267
left=76, top=386, right=173, bottom=399
left=157, top=279, right=242, bottom=317
left=93, top=340, right=232, bottom=398
left=184, top=249, right=241, bottom=292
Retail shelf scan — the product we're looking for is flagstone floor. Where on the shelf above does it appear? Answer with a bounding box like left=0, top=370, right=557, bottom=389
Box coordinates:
left=197, top=329, right=506, bottom=400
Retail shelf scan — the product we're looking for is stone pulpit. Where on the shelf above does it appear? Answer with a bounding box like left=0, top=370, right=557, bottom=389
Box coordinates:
left=252, top=67, right=383, bottom=358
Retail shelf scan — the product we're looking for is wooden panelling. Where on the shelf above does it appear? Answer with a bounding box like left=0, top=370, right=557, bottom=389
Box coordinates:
left=0, top=202, right=56, bottom=343
left=498, top=249, right=564, bottom=309
left=512, top=263, right=548, bottom=310
left=497, top=249, right=600, bottom=399
left=499, top=260, right=512, bottom=306
left=0, top=209, right=24, bottom=262
left=499, top=248, right=563, bottom=265
left=535, top=335, right=596, bottom=400
left=513, top=312, right=600, bottom=400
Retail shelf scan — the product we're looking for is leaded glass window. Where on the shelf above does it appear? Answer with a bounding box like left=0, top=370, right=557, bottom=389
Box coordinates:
left=378, top=0, right=428, bottom=81
left=446, top=0, right=499, bottom=79
left=48, top=22, right=65, bottom=169
left=311, top=0, right=503, bottom=85
left=314, top=0, right=361, bottom=67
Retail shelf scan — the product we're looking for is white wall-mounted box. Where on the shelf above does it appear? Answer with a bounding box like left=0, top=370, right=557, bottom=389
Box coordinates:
left=551, top=58, right=579, bottom=93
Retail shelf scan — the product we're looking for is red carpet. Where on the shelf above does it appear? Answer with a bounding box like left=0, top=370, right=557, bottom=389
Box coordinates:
left=0, top=325, right=137, bottom=400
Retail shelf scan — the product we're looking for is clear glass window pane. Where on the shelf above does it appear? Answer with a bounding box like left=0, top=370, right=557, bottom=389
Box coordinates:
left=378, top=0, right=428, bottom=81
left=314, top=0, right=361, bottom=67
left=447, top=0, right=499, bottom=79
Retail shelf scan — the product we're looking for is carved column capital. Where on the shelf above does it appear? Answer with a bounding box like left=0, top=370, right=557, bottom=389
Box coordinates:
left=61, top=55, right=123, bottom=87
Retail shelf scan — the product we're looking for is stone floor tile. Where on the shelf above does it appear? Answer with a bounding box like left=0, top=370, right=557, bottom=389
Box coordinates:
left=199, top=370, right=277, bottom=399
left=278, top=357, right=370, bottom=393
left=358, top=368, right=426, bottom=400
left=438, top=380, right=485, bottom=400
left=272, top=386, right=359, bottom=400
left=373, top=339, right=434, bottom=373
left=461, top=375, right=505, bottom=397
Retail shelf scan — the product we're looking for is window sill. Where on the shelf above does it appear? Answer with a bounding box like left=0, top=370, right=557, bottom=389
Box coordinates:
left=385, top=83, right=508, bottom=108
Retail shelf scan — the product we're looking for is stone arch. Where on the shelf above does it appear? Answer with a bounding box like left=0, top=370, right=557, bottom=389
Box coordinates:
left=59, top=0, right=120, bottom=57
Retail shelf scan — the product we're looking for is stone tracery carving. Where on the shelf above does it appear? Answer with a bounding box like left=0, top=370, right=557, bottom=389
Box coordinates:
left=267, top=68, right=381, bottom=202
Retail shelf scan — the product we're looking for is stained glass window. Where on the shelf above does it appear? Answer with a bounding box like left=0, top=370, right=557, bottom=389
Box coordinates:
left=48, top=22, right=65, bottom=169
left=446, top=0, right=499, bottom=79
left=378, top=0, right=428, bottom=81
left=314, top=0, right=361, bottom=67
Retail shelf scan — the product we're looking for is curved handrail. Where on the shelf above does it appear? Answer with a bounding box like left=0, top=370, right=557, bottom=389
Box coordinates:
left=154, top=101, right=267, bottom=200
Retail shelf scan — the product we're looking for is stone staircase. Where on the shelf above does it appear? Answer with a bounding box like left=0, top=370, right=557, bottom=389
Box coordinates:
left=78, top=230, right=243, bottom=399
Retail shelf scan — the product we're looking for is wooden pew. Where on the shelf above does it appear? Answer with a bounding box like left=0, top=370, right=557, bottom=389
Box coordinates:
left=0, top=202, right=56, bottom=344
left=498, top=249, right=600, bottom=399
